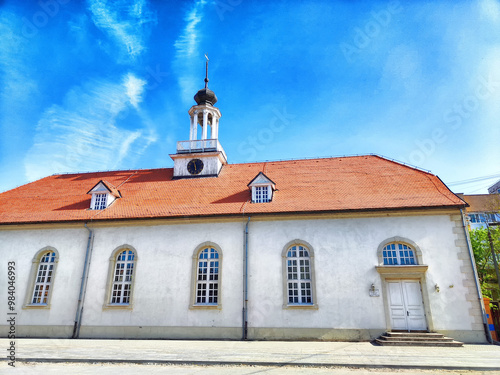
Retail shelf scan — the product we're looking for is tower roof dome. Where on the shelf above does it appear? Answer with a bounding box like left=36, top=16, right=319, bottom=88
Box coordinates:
left=194, top=87, right=218, bottom=106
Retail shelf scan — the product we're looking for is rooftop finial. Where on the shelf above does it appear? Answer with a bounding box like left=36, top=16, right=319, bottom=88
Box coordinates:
left=194, top=54, right=217, bottom=105
left=204, top=54, right=209, bottom=89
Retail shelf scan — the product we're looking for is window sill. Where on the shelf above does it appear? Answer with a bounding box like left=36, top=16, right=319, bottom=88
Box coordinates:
left=103, top=303, right=133, bottom=310
left=283, top=303, right=318, bottom=310
left=23, top=304, right=50, bottom=309
left=189, top=304, right=222, bottom=310
left=376, top=265, right=428, bottom=275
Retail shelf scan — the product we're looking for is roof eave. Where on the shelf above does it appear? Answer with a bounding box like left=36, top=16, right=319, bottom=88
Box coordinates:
left=0, top=204, right=466, bottom=227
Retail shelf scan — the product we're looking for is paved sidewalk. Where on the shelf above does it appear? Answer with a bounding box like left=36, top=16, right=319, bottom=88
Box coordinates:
left=1, top=339, right=500, bottom=371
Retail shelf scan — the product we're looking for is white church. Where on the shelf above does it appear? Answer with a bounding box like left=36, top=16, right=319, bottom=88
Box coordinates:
left=0, top=73, right=490, bottom=344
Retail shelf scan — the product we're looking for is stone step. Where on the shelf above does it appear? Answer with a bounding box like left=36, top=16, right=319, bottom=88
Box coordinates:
left=378, top=335, right=453, bottom=342
left=375, top=339, right=464, bottom=347
left=384, top=332, right=445, bottom=339
left=375, top=332, right=464, bottom=347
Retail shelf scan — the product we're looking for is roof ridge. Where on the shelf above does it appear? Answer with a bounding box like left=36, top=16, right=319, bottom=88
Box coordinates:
left=42, top=154, right=433, bottom=177
left=369, top=155, right=433, bottom=175
left=51, top=168, right=158, bottom=177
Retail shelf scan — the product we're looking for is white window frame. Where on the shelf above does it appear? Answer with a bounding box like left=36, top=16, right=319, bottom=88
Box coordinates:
left=252, top=185, right=272, bottom=203
left=252, top=185, right=273, bottom=203
left=92, top=193, right=108, bottom=210
left=190, top=242, right=223, bottom=309
left=103, top=246, right=138, bottom=310
left=281, top=240, right=318, bottom=309
left=377, top=237, right=424, bottom=266
left=110, top=249, right=135, bottom=304
left=196, top=248, right=219, bottom=304
left=382, top=242, right=417, bottom=265
left=23, top=247, right=59, bottom=309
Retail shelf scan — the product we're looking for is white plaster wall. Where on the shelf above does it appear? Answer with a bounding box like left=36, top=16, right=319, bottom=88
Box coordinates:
left=0, top=213, right=477, bottom=335
left=81, top=221, right=245, bottom=328
left=247, top=215, right=474, bottom=332
left=0, top=228, right=89, bottom=326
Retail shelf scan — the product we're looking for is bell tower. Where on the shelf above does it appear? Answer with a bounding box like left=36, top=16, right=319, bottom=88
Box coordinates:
left=171, top=57, right=227, bottom=178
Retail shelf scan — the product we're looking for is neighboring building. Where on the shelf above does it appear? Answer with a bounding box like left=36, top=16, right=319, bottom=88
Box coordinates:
left=457, top=193, right=500, bottom=229
left=0, top=79, right=489, bottom=343
left=488, top=180, right=500, bottom=195
left=458, top=187, right=500, bottom=303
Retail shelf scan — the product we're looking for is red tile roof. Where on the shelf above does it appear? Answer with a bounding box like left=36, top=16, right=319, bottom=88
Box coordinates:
left=0, top=155, right=465, bottom=225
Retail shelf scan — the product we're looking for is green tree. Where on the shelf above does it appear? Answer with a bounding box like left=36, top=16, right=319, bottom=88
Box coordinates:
left=470, top=227, right=500, bottom=299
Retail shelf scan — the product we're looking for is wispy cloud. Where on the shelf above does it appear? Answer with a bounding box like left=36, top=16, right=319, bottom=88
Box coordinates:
left=24, top=74, right=157, bottom=181
left=87, top=0, right=157, bottom=62
left=173, top=0, right=207, bottom=104
left=174, top=0, right=206, bottom=58
left=480, top=0, right=500, bottom=21
left=0, top=11, right=38, bottom=162
left=123, top=73, right=146, bottom=108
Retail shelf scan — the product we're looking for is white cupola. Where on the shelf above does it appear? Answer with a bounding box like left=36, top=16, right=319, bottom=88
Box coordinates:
left=170, top=57, right=227, bottom=178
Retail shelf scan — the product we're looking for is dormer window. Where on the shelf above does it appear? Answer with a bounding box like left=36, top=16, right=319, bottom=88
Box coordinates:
left=254, top=186, right=270, bottom=203
left=94, top=193, right=108, bottom=210
left=248, top=172, right=276, bottom=203
left=87, top=180, right=121, bottom=210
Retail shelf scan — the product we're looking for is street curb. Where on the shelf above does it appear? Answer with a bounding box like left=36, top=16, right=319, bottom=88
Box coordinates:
left=7, top=358, right=500, bottom=371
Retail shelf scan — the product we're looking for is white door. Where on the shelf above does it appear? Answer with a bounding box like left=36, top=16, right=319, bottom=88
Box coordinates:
left=387, top=280, right=427, bottom=331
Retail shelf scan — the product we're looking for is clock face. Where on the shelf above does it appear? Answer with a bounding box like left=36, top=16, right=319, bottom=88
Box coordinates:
left=187, top=159, right=204, bottom=175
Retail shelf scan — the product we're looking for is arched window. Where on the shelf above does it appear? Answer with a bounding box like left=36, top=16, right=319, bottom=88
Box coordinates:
left=382, top=243, right=417, bottom=265
left=104, top=246, right=138, bottom=308
left=110, top=249, right=136, bottom=304
left=24, top=247, right=59, bottom=309
left=284, top=243, right=316, bottom=306
left=195, top=247, right=219, bottom=305
left=31, top=251, right=56, bottom=304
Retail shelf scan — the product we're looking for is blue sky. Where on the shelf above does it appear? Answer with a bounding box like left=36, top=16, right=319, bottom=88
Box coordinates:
left=1, top=0, right=500, bottom=194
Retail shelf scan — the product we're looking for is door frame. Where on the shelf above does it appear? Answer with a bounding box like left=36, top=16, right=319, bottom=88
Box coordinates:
left=386, top=279, right=427, bottom=331
left=377, top=266, right=434, bottom=332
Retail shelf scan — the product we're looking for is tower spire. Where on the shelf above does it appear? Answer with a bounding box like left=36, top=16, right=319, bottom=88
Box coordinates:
left=204, top=54, right=209, bottom=89
left=194, top=55, right=217, bottom=106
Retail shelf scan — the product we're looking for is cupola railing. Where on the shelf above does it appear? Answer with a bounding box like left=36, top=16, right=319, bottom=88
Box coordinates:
left=177, top=139, right=227, bottom=161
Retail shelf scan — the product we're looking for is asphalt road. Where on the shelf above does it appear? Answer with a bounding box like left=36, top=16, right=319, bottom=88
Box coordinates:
left=5, top=362, right=500, bottom=375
